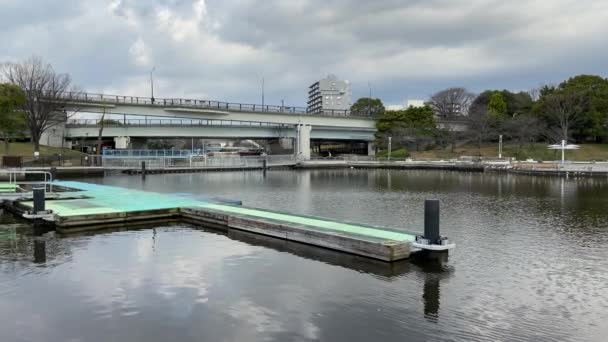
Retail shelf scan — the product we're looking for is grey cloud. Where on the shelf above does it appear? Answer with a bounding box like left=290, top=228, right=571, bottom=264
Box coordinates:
left=1, top=0, right=607, bottom=106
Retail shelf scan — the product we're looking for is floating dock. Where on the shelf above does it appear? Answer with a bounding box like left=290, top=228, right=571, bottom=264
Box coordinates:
left=4, top=181, right=454, bottom=262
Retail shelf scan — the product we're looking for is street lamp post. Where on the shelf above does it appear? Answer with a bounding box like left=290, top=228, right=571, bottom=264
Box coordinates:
left=498, top=134, right=503, bottom=159
left=150, top=66, right=156, bottom=104
left=367, top=81, right=372, bottom=116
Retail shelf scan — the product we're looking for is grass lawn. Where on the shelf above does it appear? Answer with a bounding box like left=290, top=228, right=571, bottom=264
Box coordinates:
left=408, top=143, right=608, bottom=161
left=0, top=142, right=85, bottom=159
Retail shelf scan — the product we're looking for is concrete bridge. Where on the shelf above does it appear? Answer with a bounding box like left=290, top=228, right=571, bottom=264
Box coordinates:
left=48, top=92, right=469, bottom=160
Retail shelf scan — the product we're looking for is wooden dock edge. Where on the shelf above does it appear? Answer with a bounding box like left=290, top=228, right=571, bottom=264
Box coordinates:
left=180, top=207, right=411, bottom=262
left=48, top=206, right=411, bottom=262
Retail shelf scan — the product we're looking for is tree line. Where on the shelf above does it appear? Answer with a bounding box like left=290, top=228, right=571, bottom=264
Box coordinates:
left=0, top=56, right=77, bottom=153
left=350, top=74, right=608, bottom=155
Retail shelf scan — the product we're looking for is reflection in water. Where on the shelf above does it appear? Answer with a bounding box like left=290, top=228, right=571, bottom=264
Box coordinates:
left=228, top=229, right=453, bottom=323
left=1, top=170, right=608, bottom=342
left=33, top=239, right=46, bottom=264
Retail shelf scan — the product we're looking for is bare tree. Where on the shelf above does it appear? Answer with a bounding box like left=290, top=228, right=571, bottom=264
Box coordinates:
left=540, top=92, right=585, bottom=142
left=467, top=110, right=497, bottom=153
left=504, top=115, right=545, bottom=151
left=528, top=87, right=541, bottom=102
left=426, top=87, right=475, bottom=119
left=1, top=56, right=79, bottom=152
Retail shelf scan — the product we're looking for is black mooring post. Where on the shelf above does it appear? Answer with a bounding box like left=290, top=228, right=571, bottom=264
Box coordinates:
left=263, top=159, right=267, bottom=170
left=141, top=161, right=146, bottom=175
left=424, top=199, right=440, bottom=243
left=50, top=167, right=57, bottom=181
left=33, top=186, right=45, bottom=213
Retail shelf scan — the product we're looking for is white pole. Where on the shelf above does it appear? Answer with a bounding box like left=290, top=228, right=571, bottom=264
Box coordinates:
left=499, top=134, right=503, bottom=159
left=561, top=139, right=565, bottom=163
left=388, top=136, right=392, bottom=161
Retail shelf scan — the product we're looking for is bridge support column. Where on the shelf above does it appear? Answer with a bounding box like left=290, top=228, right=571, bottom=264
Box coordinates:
left=114, top=136, right=130, bottom=149
left=297, top=124, right=311, bottom=161
left=367, top=142, right=376, bottom=156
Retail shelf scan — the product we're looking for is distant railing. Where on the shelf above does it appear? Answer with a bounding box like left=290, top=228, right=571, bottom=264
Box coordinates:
left=66, top=117, right=295, bottom=128
left=103, top=149, right=196, bottom=158
left=58, top=91, right=377, bottom=118
left=101, top=154, right=296, bottom=169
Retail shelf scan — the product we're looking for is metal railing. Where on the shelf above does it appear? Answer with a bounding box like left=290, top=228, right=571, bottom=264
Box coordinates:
left=103, top=149, right=196, bottom=158
left=0, top=170, right=53, bottom=193
left=101, top=154, right=296, bottom=169
left=67, top=117, right=295, bottom=128
left=20, top=155, right=103, bottom=167
left=58, top=91, right=377, bottom=118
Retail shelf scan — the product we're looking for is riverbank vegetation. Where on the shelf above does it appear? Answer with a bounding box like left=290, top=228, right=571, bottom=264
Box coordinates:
left=357, top=74, right=608, bottom=161
left=0, top=142, right=84, bottom=158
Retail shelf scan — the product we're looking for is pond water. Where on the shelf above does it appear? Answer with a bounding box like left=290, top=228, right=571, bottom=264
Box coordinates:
left=1, top=169, right=607, bottom=341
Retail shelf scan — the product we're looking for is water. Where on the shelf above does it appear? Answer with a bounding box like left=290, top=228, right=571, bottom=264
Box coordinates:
left=1, top=169, right=608, bottom=342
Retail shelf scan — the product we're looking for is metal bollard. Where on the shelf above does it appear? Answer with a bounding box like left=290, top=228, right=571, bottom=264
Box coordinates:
left=50, top=167, right=57, bottom=181
left=33, top=186, right=45, bottom=213
left=263, top=159, right=267, bottom=170
left=424, top=199, right=440, bottom=244
left=141, top=161, right=146, bottom=175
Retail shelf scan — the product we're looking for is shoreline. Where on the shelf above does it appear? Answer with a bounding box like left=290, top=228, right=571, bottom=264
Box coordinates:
left=3, top=160, right=608, bottom=179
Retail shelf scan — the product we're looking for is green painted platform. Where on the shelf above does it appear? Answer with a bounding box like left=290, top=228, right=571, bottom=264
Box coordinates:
left=16, top=181, right=418, bottom=260
left=0, top=183, right=19, bottom=193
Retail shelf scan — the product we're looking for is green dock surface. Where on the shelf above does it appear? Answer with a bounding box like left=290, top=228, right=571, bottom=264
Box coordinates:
left=19, top=181, right=416, bottom=243
left=0, top=183, right=19, bottom=193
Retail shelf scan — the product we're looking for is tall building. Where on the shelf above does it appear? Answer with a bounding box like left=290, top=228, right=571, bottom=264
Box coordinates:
left=307, top=75, right=352, bottom=113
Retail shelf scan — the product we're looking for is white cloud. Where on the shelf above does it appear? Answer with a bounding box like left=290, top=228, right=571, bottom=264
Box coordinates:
left=128, top=37, right=151, bottom=67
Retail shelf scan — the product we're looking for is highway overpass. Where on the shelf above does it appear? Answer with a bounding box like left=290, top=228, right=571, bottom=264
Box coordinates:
left=50, top=92, right=469, bottom=159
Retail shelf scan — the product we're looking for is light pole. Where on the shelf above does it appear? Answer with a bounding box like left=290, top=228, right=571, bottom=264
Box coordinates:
left=367, top=81, right=372, bottom=116
left=150, top=66, right=156, bottom=103
left=261, top=77, right=265, bottom=109
left=498, top=134, right=503, bottom=159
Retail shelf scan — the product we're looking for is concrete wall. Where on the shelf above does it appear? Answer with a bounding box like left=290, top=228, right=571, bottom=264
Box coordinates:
left=40, top=124, right=66, bottom=148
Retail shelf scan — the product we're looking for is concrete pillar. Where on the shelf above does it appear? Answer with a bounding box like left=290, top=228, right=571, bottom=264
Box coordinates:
left=114, top=136, right=130, bottom=149
left=367, top=142, right=376, bottom=156
left=297, top=124, right=311, bottom=161
left=279, top=138, right=293, bottom=150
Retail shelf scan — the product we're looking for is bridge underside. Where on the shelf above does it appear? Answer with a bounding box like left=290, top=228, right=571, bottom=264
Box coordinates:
left=65, top=125, right=375, bottom=141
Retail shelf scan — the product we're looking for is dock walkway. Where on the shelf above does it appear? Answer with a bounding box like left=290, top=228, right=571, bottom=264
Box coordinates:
left=12, top=181, right=427, bottom=261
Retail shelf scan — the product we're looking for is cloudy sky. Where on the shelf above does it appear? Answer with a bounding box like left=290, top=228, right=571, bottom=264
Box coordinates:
left=1, top=0, right=607, bottom=107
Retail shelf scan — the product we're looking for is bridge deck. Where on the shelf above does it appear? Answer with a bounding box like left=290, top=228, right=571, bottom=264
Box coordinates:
left=17, top=181, right=416, bottom=261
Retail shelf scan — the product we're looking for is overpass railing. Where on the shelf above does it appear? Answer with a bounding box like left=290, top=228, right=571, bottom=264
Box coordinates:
left=58, top=91, right=376, bottom=118
left=67, top=118, right=295, bottom=128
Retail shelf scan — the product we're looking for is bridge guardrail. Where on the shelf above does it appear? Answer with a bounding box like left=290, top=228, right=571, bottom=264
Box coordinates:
left=67, top=118, right=295, bottom=128
left=58, top=91, right=377, bottom=118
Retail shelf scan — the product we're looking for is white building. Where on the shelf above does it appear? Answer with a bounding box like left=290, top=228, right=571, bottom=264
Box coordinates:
left=386, top=99, right=426, bottom=111
left=307, top=75, right=352, bottom=114
left=406, top=99, right=425, bottom=108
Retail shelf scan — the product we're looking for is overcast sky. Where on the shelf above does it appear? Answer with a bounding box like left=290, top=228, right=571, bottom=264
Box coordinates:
left=1, top=0, right=607, bottom=107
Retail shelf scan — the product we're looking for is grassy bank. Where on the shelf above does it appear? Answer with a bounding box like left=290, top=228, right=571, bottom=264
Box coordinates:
left=381, top=144, right=608, bottom=161
left=0, top=142, right=85, bottom=159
